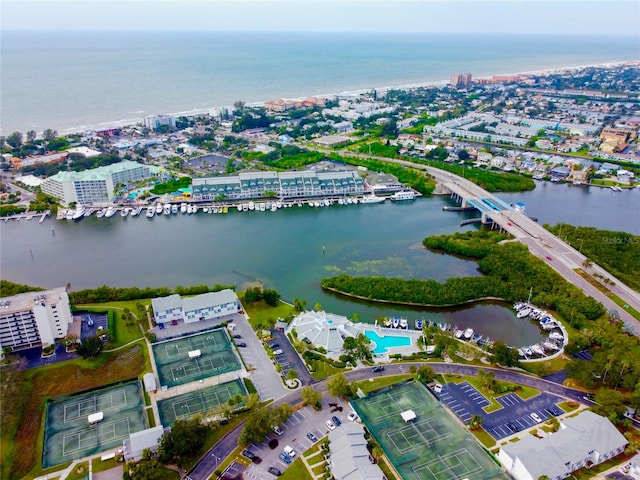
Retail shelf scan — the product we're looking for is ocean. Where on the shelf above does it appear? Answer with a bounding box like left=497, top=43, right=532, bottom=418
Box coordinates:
left=1, top=31, right=638, bottom=135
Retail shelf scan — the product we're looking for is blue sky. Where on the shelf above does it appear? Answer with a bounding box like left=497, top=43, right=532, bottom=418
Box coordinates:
left=2, top=0, right=639, bottom=36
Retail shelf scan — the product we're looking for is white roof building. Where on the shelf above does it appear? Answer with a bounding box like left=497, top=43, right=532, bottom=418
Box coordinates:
left=123, top=425, right=165, bottom=461
left=151, top=290, right=240, bottom=326
left=287, top=310, right=360, bottom=354
left=328, top=422, right=386, bottom=480
left=498, top=411, right=628, bottom=480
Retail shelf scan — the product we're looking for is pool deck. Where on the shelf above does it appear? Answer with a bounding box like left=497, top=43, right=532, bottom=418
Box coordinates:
left=358, top=324, right=423, bottom=360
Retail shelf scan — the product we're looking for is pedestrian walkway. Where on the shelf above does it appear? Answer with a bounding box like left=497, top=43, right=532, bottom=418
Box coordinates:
left=302, top=450, right=327, bottom=480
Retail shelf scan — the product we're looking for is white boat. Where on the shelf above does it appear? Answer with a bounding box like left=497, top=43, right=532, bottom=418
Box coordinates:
left=399, top=318, right=408, bottom=329
left=180, top=203, right=187, bottom=214
left=390, top=190, right=416, bottom=201
left=524, top=347, right=533, bottom=356
left=130, top=207, right=141, bottom=217
left=259, top=203, right=266, bottom=212
left=531, top=344, right=545, bottom=356
left=171, top=204, right=178, bottom=214
left=276, top=201, right=283, bottom=209
left=163, top=204, right=171, bottom=215
left=146, top=207, right=154, bottom=218
left=516, top=308, right=531, bottom=318
left=120, top=207, right=129, bottom=217
left=104, top=207, right=116, bottom=218
left=242, top=203, right=248, bottom=211
left=517, top=348, right=525, bottom=357
left=338, top=198, right=345, bottom=205
left=271, top=203, right=277, bottom=212
left=542, top=322, right=557, bottom=330
left=464, top=328, right=474, bottom=340
left=346, top=197, right=353, bottom=204
left=360, top=195, right=386, bottom=204
left=71, top=206, right=85, bottom=221
left=155, top=204, right=163, bottom=214
left=248, top=201, right=255, bottom=211
left=549, top=332, right=564, bottom=341
left=543, top=342, right=560, bottom=351
left=415, top=319, right=423, bottom=330
left=203, top=206, right=210, bottom=213
left=454, top=328, right=464, bottom=339
left=237, top=204, right=242, bottom=211
left=83, top=208, right=94, bottom=218
left=96, top=208, right=106, bottom=218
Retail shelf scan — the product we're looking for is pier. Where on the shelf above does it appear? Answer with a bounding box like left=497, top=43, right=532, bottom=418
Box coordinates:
left=2, top=210, right=49, bottom=223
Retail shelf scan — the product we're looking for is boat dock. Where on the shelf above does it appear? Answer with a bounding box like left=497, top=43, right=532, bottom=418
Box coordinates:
left=2, top=210, right=50, bottom=223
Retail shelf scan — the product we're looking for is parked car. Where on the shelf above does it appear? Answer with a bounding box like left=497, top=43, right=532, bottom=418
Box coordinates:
left=530, top=413, right=543, bottom=423
left=331, top=415, right=342, bottom=426
left=267, top=466, right=282, bottom=476
left=232, top=334, right=242, bottom=339
left=242, top=449, right=256, bottom=460
left=372, top=366, right=384, bottom=373
left=267, top=342, right=280, bottom=349
left=279, top=452, right=292, bottom=464
left=273, top=349, right=284, bottom=355
left=507, top=422, right=520, bottom=432
left=171, top=319, right=178, bottom=325
left=325, top=420, right=336, bottom=431
left=272, top=425, right=284, bottom=436
left=237, top=342, right=247, bottom=347
left=158, top=322, right=165, bottom=329
left=283, top=445, right=296, bottom=458
left=307, top=432, right=318, bottom=442
left=347, top=411, right=358, bottom=422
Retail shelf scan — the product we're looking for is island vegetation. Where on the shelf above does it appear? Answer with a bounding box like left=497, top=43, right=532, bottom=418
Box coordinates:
left=68, top=283, right=234, bottom=304
left=0, top=280, right=44, bottom=297
left=545, top=223, right=640, bottom=292
left=322, top=230, right=604, bottom=329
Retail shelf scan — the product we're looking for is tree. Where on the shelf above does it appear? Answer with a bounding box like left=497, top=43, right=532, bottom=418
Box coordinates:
left=286, top=369, right=298, bottom=381
left=233, top=100, right=246, bottom=112
left=26, top=130, right=37, bottom=143
left=293, top=298, right=307, bottom=313
left=42, top=128, right=57, bottom=142
left=239, top=404, right=292, bottom=445
left=326, top=373, right=353, bottom=399
left=76, top=336, right=104, bottom=359
left=491, top=341, right=520, bottom=367
left=415, top=364, right=436, bottom=383
left=6, top=132, right=23, bottom=150
left=592, top=388, right=627, bottom=424
left=301, top=386, right=322, bottom=408
left=127, top=449, right=164, bottom=480
left=458, top=149, right=470, bottom=161
left=243, top=287, right=262, bottom=304
left=262, top=289, right=281, bottom=307
left=158, top=418, right=209, bottom=469
left=469, top=414, right=483, bottom=429
left=380, top=119, right=398, bottom=138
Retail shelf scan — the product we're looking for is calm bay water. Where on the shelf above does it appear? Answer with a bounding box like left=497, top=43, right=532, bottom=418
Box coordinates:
left=3, top=184, right=638, bottom=345
left=2, top=31, right=639, bottom=135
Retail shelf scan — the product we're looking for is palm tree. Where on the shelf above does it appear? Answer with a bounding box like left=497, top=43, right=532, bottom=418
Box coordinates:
left=582, top=258, right=593, bottom=271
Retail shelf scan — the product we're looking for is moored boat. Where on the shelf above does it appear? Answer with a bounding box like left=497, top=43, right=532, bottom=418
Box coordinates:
left=390, top=190, right=416, bottom=201
left=104, top=206, right=116, bottom=218
left=463, top=328, right=474, bottom=340
left=454, top=328, right=464, bottom=339
left=145, top=207, right=154, bottom=218
left=96, top=208, right=106, bottom=218
left=516, top=308, right=531, bottom=318
left=415, top=319, right=423, bottom=330
left=360, top=194, right=386, bottom=204
left=392, top=317, right=399, bottom=328
left=399, top=318, right=408, bottom=329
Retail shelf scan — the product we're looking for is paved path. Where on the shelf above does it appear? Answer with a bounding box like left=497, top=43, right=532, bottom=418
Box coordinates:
left=184, top=362, right=590, bottom=480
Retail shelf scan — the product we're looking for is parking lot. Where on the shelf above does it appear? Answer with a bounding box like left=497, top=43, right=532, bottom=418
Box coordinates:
left=439, top=381, right=564, bottom=440
left=271, top=330, right=314, bottom=386
left=78, top=312, right=108, bottom=341
left=242, top=399, right=352, bottom=478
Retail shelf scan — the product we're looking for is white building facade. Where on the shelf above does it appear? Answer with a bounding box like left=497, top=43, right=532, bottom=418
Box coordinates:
left=0, top=288, right=73, bottom=351
left=151, top=290, right=240, bottom=325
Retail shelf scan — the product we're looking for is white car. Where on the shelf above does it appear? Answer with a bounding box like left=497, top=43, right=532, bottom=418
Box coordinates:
left=273, top=349, right=284, bottom=356
left=325, top=420, right=336, bottom=430
left=284, top=445, right=296, bottom=458
left=347, top=411, right=358, bottom=422
left=530, top=413, right=543, bottom=423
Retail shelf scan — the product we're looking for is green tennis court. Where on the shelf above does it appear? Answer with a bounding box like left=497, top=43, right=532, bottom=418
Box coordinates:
left=43, top=380, right=146, bottom=468
left=352, top=381, right=508, bottom=480
left=152, top=329, right=241, bottom=388
left=157, top=378, right=248, bottom=426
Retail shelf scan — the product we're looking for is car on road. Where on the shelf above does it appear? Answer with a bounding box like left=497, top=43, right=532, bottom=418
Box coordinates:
left=242, top=449, right=256, bottom=460
left=546, top=256, right=552, bottom=261
left=372, top=366, right=384, bottom=373
left=232, top=334, right=242, bottom=339
left=347, top=411, right=358, bottom=422
left=237, top=342, right=247, bottom=347
left=331, top=415, right=342, bottom=426
left=325, top=420, right=336, bottom=430
left=307, top=432, right=318, bottom=442
left=272, top=425, right=284, bottom=436
left=267, top=466, right=282, bottom=476
left=530, top=413, right=543, bottom=423
left=279, top=452, right=292, bottom=464
left=273, top=349, right=284, bottom=355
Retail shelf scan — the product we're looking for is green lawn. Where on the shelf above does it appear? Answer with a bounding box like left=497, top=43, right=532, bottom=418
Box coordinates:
left=353, top=374, right=412, bottom=394
left=470, top=427, right=497, bottom=448
left=65, top=462, right=89, bottom=480
left=77, top=302, right=145, bottom=346
left=309, top=360, right=347, bottom=381
left=92, top=456, right=119, bottom=474
left=611, top=294, right=640, bottom=320
left=242, top=299, right=295, bottom=330
left=312, top=462, right=328, bottom=475
left=281, top=458, right=314, bottom=480
left=559, top=401, right=580, bottom=413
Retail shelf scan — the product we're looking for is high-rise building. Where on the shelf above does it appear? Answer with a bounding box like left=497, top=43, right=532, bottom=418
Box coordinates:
left=0, top=288, right=73, bottom=352
left=450, top=72, right=473, bottom=87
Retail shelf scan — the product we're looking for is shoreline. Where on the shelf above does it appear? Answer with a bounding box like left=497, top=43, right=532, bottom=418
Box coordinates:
left=46, top=59, right=639, bottom=138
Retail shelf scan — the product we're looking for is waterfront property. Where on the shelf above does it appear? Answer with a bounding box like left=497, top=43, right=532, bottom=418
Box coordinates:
left=364, top=329, right=412, bottom=354
left=42, top=380, right=146, bottom=468
left=40, top=160, right=152, bottom=206
left=150, top=329, right=242, bottom=389
left=286, top=310, right=361, bottom=354
left=498, top=410, right=628, bottom=480
left=352, top=381, right=508, bottom=480
left=156, top=378, right=247, bottom=427
left=191, top=170, right=364, bottom=202
left=0, top=287, right=73, bottom=353
left=151, top=289, right=240, bottom=326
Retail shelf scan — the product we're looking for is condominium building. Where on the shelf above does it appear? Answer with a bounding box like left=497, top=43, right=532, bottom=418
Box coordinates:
left=41, top=161, right=151, bottom=206
left=151, top=290, right=240, bottom=325
left=192, top=170, right=364, bottom=201
left=143, top=114, right=176, bottom=131
left=450, top=72, right=473, bottom=87
left=0, top=288, right=73, bottom=352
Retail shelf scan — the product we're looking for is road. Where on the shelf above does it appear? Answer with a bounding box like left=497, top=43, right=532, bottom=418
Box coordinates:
left=184, top=362, right=591, bottom=480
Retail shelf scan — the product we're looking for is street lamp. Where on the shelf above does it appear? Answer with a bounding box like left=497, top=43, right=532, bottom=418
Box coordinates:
left=578, top=238, right=584, bottom=253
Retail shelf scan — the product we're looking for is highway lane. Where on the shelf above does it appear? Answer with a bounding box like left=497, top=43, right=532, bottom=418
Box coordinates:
left=184, top=362, right=590, bottom=480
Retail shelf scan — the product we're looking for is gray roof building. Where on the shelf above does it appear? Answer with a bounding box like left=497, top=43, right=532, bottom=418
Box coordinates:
left=328, top=422, right=386, bottom=480
left=498, top=411, right=628, bottom=480
left=152, top=290, right=240, bottom=325
left=287, top=311, right=360, bottom=354
left=123, top=425, right=165, bottom=461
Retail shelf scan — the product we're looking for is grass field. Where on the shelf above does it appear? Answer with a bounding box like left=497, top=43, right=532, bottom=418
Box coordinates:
left=353, top=374, right=412, bottom=394
left=281, top=458, right=314, bottom=480
left=242, top=298, right=294, bottom=330
left=3, top=342, right=148, bottom=480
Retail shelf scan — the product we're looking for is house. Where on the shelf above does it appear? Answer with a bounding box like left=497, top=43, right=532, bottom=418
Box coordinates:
left=328, top=422, right=386, bottom=480
left=498, top=411, right=627, bottom=480
left=550, top=166, right=571, bottom=180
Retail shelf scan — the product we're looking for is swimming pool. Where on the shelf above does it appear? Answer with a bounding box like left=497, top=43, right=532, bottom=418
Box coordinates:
left=364, top=330, right=412, bottom=354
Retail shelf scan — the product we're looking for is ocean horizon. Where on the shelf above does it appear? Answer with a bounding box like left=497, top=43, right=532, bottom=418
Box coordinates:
left=1, top=31, right=638, bottom=135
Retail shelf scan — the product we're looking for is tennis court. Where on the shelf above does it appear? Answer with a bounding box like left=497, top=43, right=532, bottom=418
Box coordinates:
left=157, top=378, right=247, bottom=426
left=352, top=381, right=508, bottom=480
left=43, top=380, right=146, bottom=468
left=152, top=329, right=241, bottom=388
